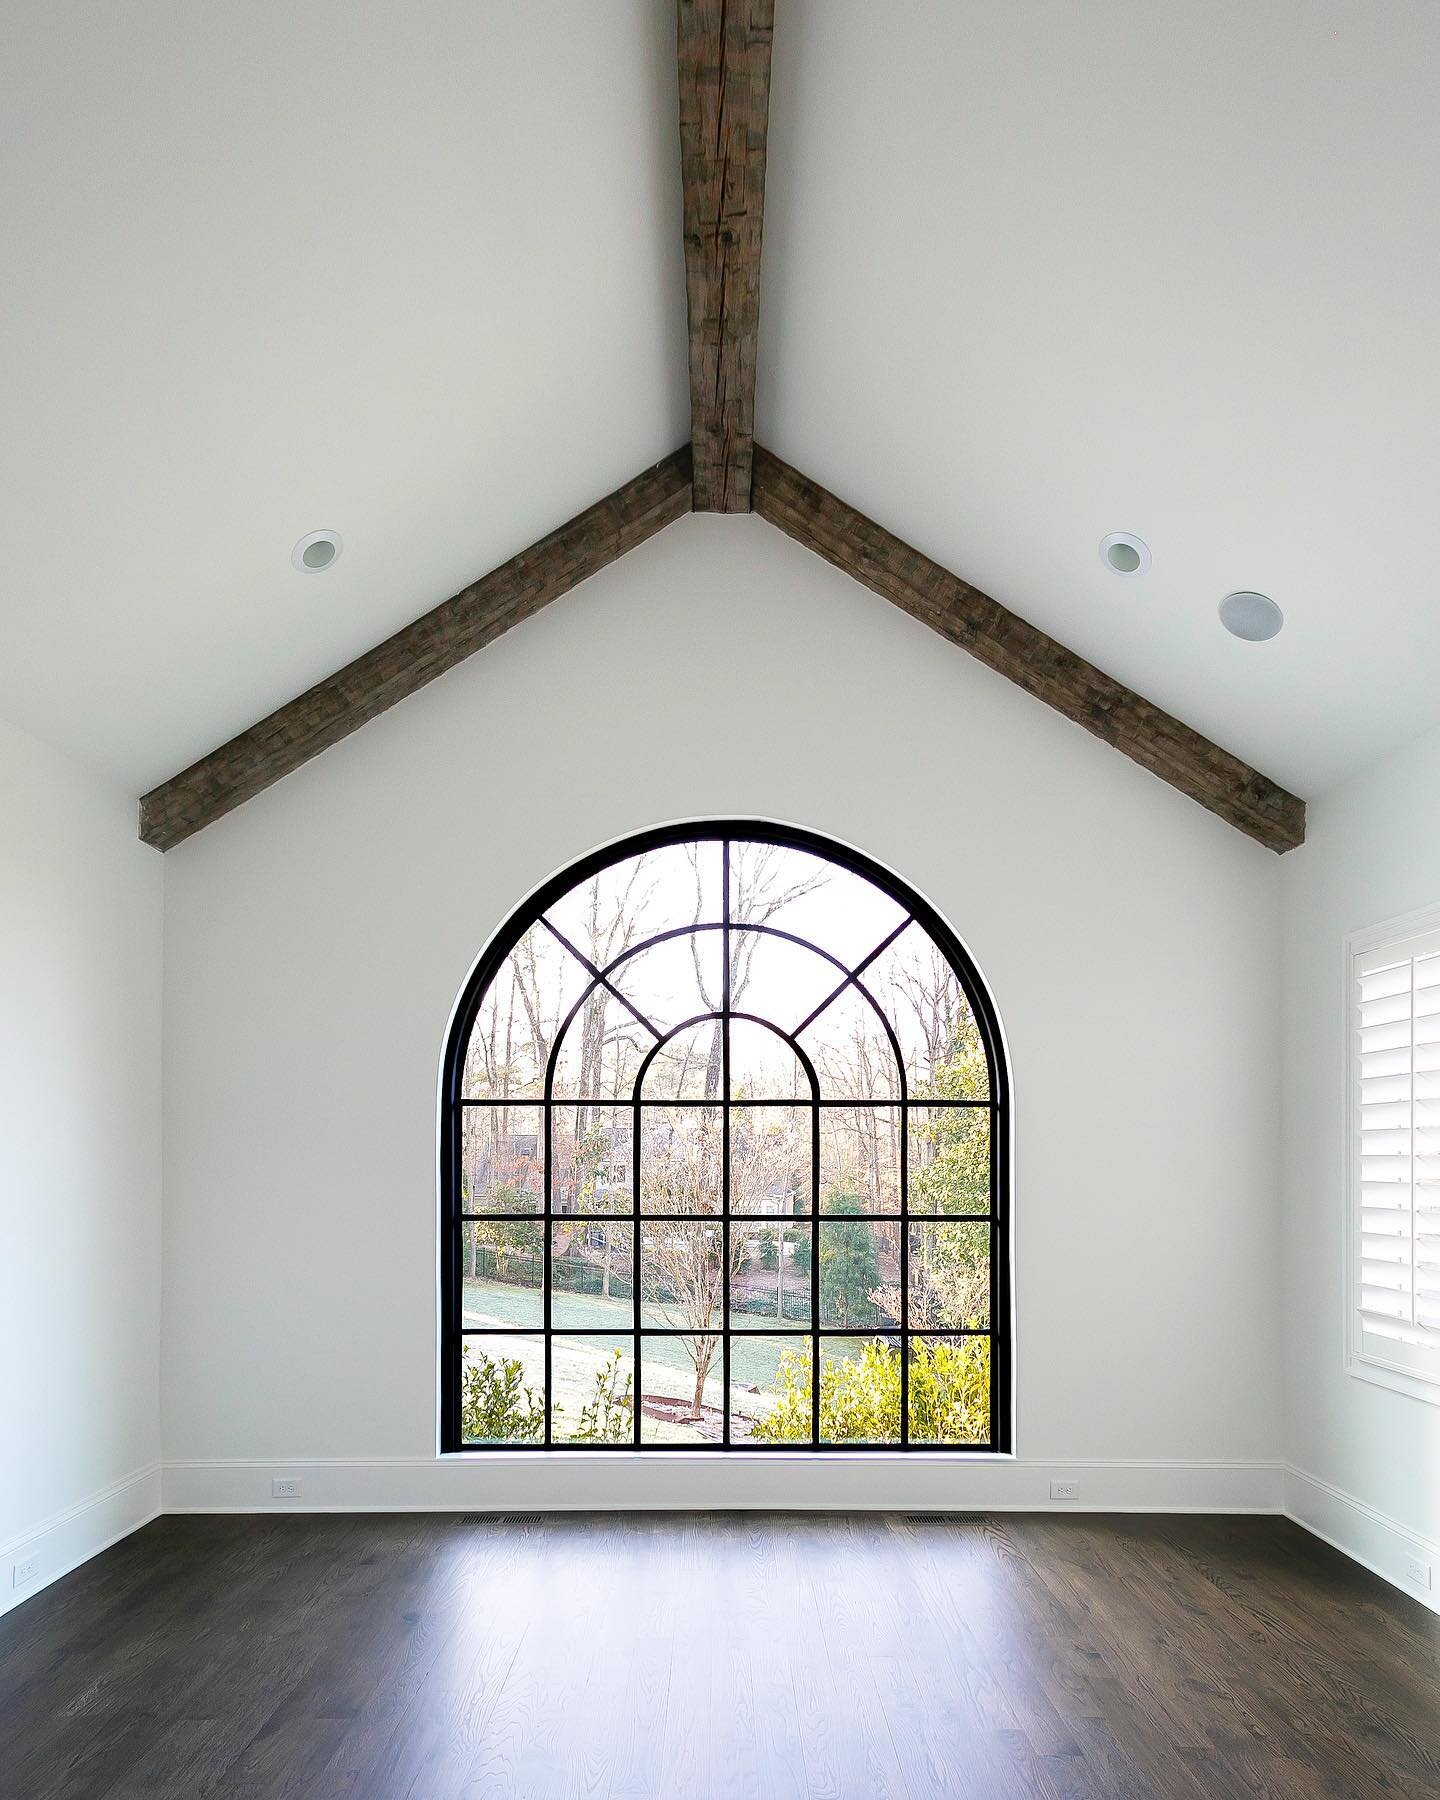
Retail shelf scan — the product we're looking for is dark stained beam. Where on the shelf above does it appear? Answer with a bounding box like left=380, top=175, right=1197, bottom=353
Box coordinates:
left=678, top=0, right=774, bottom=512
left=139, top=449, right=693, bottom=851
left=752, top=447, right=1306, bottom=853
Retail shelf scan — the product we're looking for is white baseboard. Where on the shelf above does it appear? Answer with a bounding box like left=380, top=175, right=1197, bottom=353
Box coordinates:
left=1284, top=1465, right=1440, bottom=1615
left=162, top=1454, right=1283, bottom=1515
left=0, top=1463, right=162, bottom=1620
left=13, top=1461, right=1433, bottom=1622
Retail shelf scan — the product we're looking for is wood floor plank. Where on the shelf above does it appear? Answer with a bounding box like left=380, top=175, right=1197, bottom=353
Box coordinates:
left=1, top=1512, right=1435, bottom=1800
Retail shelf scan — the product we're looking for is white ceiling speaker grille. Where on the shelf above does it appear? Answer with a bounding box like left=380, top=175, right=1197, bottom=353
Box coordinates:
left=1219, top=591, right=1283, bottom=641
left=292, top=530, right=342, bottom=573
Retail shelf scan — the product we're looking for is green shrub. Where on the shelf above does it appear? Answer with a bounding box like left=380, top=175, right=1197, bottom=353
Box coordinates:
left=461, top=1350, right=544, bottom=1444
left=750, top=1336, right=988, bottom=1444
left=568, top=1350, right=633, bottom=1444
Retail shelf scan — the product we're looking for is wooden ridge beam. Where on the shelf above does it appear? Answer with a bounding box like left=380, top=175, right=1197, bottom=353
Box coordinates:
left=139, top=448, right=693, bottom=851
left=678, top=0, right=774, bottom=512
left=752, top=446, right=1306, bottom=853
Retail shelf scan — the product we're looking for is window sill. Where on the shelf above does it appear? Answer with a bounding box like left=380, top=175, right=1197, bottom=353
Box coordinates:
left=437, top=1446, right=1015, bottom=1461
left=1347, top=1353, right=1440, bottom=1409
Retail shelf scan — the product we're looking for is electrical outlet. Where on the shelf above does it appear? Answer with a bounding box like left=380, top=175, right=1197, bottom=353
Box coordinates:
left=1050, top=1480, right=1079, bottom=1501
left=1403, top=1552, right=1432, bottom=1590
left=271, top=1477, right=302, bottom=1500
left=12, top=1554, right=40, bottom=1589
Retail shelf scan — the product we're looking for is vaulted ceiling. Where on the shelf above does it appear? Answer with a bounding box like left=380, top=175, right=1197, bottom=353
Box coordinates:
left=2, top=3, right=1437, bottom=825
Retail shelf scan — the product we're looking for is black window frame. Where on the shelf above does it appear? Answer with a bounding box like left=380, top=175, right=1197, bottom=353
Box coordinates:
left=440, top=820, right=1012, bottom=1453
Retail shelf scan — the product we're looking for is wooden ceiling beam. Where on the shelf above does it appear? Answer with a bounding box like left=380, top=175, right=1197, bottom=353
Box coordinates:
left=752, top=447, right=1306, bottom=852
left=139, top=449, right=693, bottom=851
left=678, top=0, right=774, bottom=512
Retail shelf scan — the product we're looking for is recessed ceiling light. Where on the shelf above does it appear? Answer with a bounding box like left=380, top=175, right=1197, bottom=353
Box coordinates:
left=1219, top=591, right=1283, bottom=642
left=292, top=530, right=341, bottom=573
left=1099, top=532, right=1150, bottom=576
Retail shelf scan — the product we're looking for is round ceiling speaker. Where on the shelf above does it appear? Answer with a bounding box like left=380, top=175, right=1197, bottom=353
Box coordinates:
left=1218, top=591, right=1283, bottom=641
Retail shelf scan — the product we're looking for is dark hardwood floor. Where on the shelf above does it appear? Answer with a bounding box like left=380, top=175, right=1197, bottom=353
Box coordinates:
left=1, top=1512, right=1435, bottom=1799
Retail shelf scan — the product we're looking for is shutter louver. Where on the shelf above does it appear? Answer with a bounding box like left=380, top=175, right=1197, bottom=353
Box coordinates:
left=1352, top=929, right=1440, bottom=1389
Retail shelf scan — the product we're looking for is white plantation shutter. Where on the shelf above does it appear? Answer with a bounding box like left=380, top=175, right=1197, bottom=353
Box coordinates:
left=1351, top=920, right=1440, bottom=1395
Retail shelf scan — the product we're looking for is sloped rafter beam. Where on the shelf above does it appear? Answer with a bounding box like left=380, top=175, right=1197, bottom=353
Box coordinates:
left=139, top=449, right=693, bottom=851
left=678, top=0, right=774, bottom=511
left=752, top=447, right=1306, bottom=852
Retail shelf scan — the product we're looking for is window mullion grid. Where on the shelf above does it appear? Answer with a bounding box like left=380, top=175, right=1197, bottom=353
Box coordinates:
left=991, top=1083, right=1001, bottom=1447
left=447, top=829, right=1010, bottom=1455
left=631, top=1092, right=642, bottom=1448
left=721, top=838, right=731, bottom=1449
left=810, top=1107, right=821, bottom=1444
left=542, top=1098, right=552, bottom=1446
left=448, top=1103, right=462, bottom=1452
left=899, top=1097, right=909, bottom=1448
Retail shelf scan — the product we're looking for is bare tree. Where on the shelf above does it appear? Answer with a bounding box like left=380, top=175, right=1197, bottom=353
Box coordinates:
left=638, top=1112, right=745, bottom=1417
left=686, top=842, right=825, bottom=1099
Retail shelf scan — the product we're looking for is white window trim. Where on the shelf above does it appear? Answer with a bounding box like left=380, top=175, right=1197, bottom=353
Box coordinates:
left=1344, top=902, right=1440, bottom=1406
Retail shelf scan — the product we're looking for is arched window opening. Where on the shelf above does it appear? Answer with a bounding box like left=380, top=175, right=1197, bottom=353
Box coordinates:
left=441, top=823, right=1010, bottom=1451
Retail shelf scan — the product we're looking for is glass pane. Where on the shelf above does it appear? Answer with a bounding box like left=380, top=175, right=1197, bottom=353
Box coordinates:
left=639, top=1108, right=723, bottom=1214
left=729, top=1106, right=811, bottom=1215
left=460, top=923, right=591, bottom=1100
left=818, top=1336, right=901, bottom=1445
left=729, top=928, right=844, bottom=1036
left=638, top=1334, right=722, bottom=1443
left=608, top=929, right=722, bottom=1037
left=550, top=1105, right=632, bottom=1214
left=461, top=1223, right=544, bottom=1327
left=461, top=1334, right=545, bottom=1445
left=551, top=1221, right=634, bottom=1327
left=816, top=1217, right=900, bottom=1329
left=730, top=1223, right=812, bottom=1329
left=640, top=1018, right=723, bottom=1101
left=908, top=1335, right=991, bottom=1445
left=639, top=1221, right=729, bottom=1331
left=551, top=1333, right=635, bottom=1445
left=908, top=1223, right=991, bottom=1329
left=819, top=1106, right=900, bottom=1213
left=728, top=840, right=906, bottom=965
left=908, top=1106, right=991, bottom=1215
left=861, top=923, right=991, bottom=1100
left=461, top=1105, right=544, bottom=1213
left=544, top=839, right=724, bottom=954
left=549, top=980, right=652, bottom=1101
left=799, top=985, right=901, bottom=1100
left=732, top=1336, right=813, bottom=1444
left=729, top=1017, right=812, bottom=1101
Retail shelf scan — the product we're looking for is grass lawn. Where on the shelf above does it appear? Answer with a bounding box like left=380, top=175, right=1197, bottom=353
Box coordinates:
left=462, top=1276, right=858, bottom=1441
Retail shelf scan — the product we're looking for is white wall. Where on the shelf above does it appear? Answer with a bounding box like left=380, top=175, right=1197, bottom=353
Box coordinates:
left=0, top=718, right=163, bottom=1611
left=1282, top=725, right=1440, bottom=1594
left=161, top=516, right=1283, bottom=1510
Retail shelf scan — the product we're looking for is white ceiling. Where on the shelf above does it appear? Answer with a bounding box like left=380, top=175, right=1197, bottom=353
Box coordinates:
left=2, top=1, right=1438, bottom=802
left=760, top=0, right=1440, bottom=797
left=0, top=2, right=686, bottom=791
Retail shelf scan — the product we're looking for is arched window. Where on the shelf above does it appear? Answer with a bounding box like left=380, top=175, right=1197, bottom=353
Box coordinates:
left=441, top=823, right=1010, bottom=1452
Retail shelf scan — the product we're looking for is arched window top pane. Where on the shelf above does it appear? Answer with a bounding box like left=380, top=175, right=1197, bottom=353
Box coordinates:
left=607, top=929, right=723, bottom=1038
left=461, top=920, right=593, bottom=1101
left=543, top=838, right=725, bottom=949
left=444, top=823, right=1008, bottom=1456
left=858, top=922, right=991, bottom=1102
left=799, top=984, right=902, bottom=1102
left=639, top=1018, right=724, bottom=1102
left=729, top=1017, right=815, bottom=1102
left=728, top=928, right=846, bottom=1036
left=728, top=841, right=907, bottom=964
